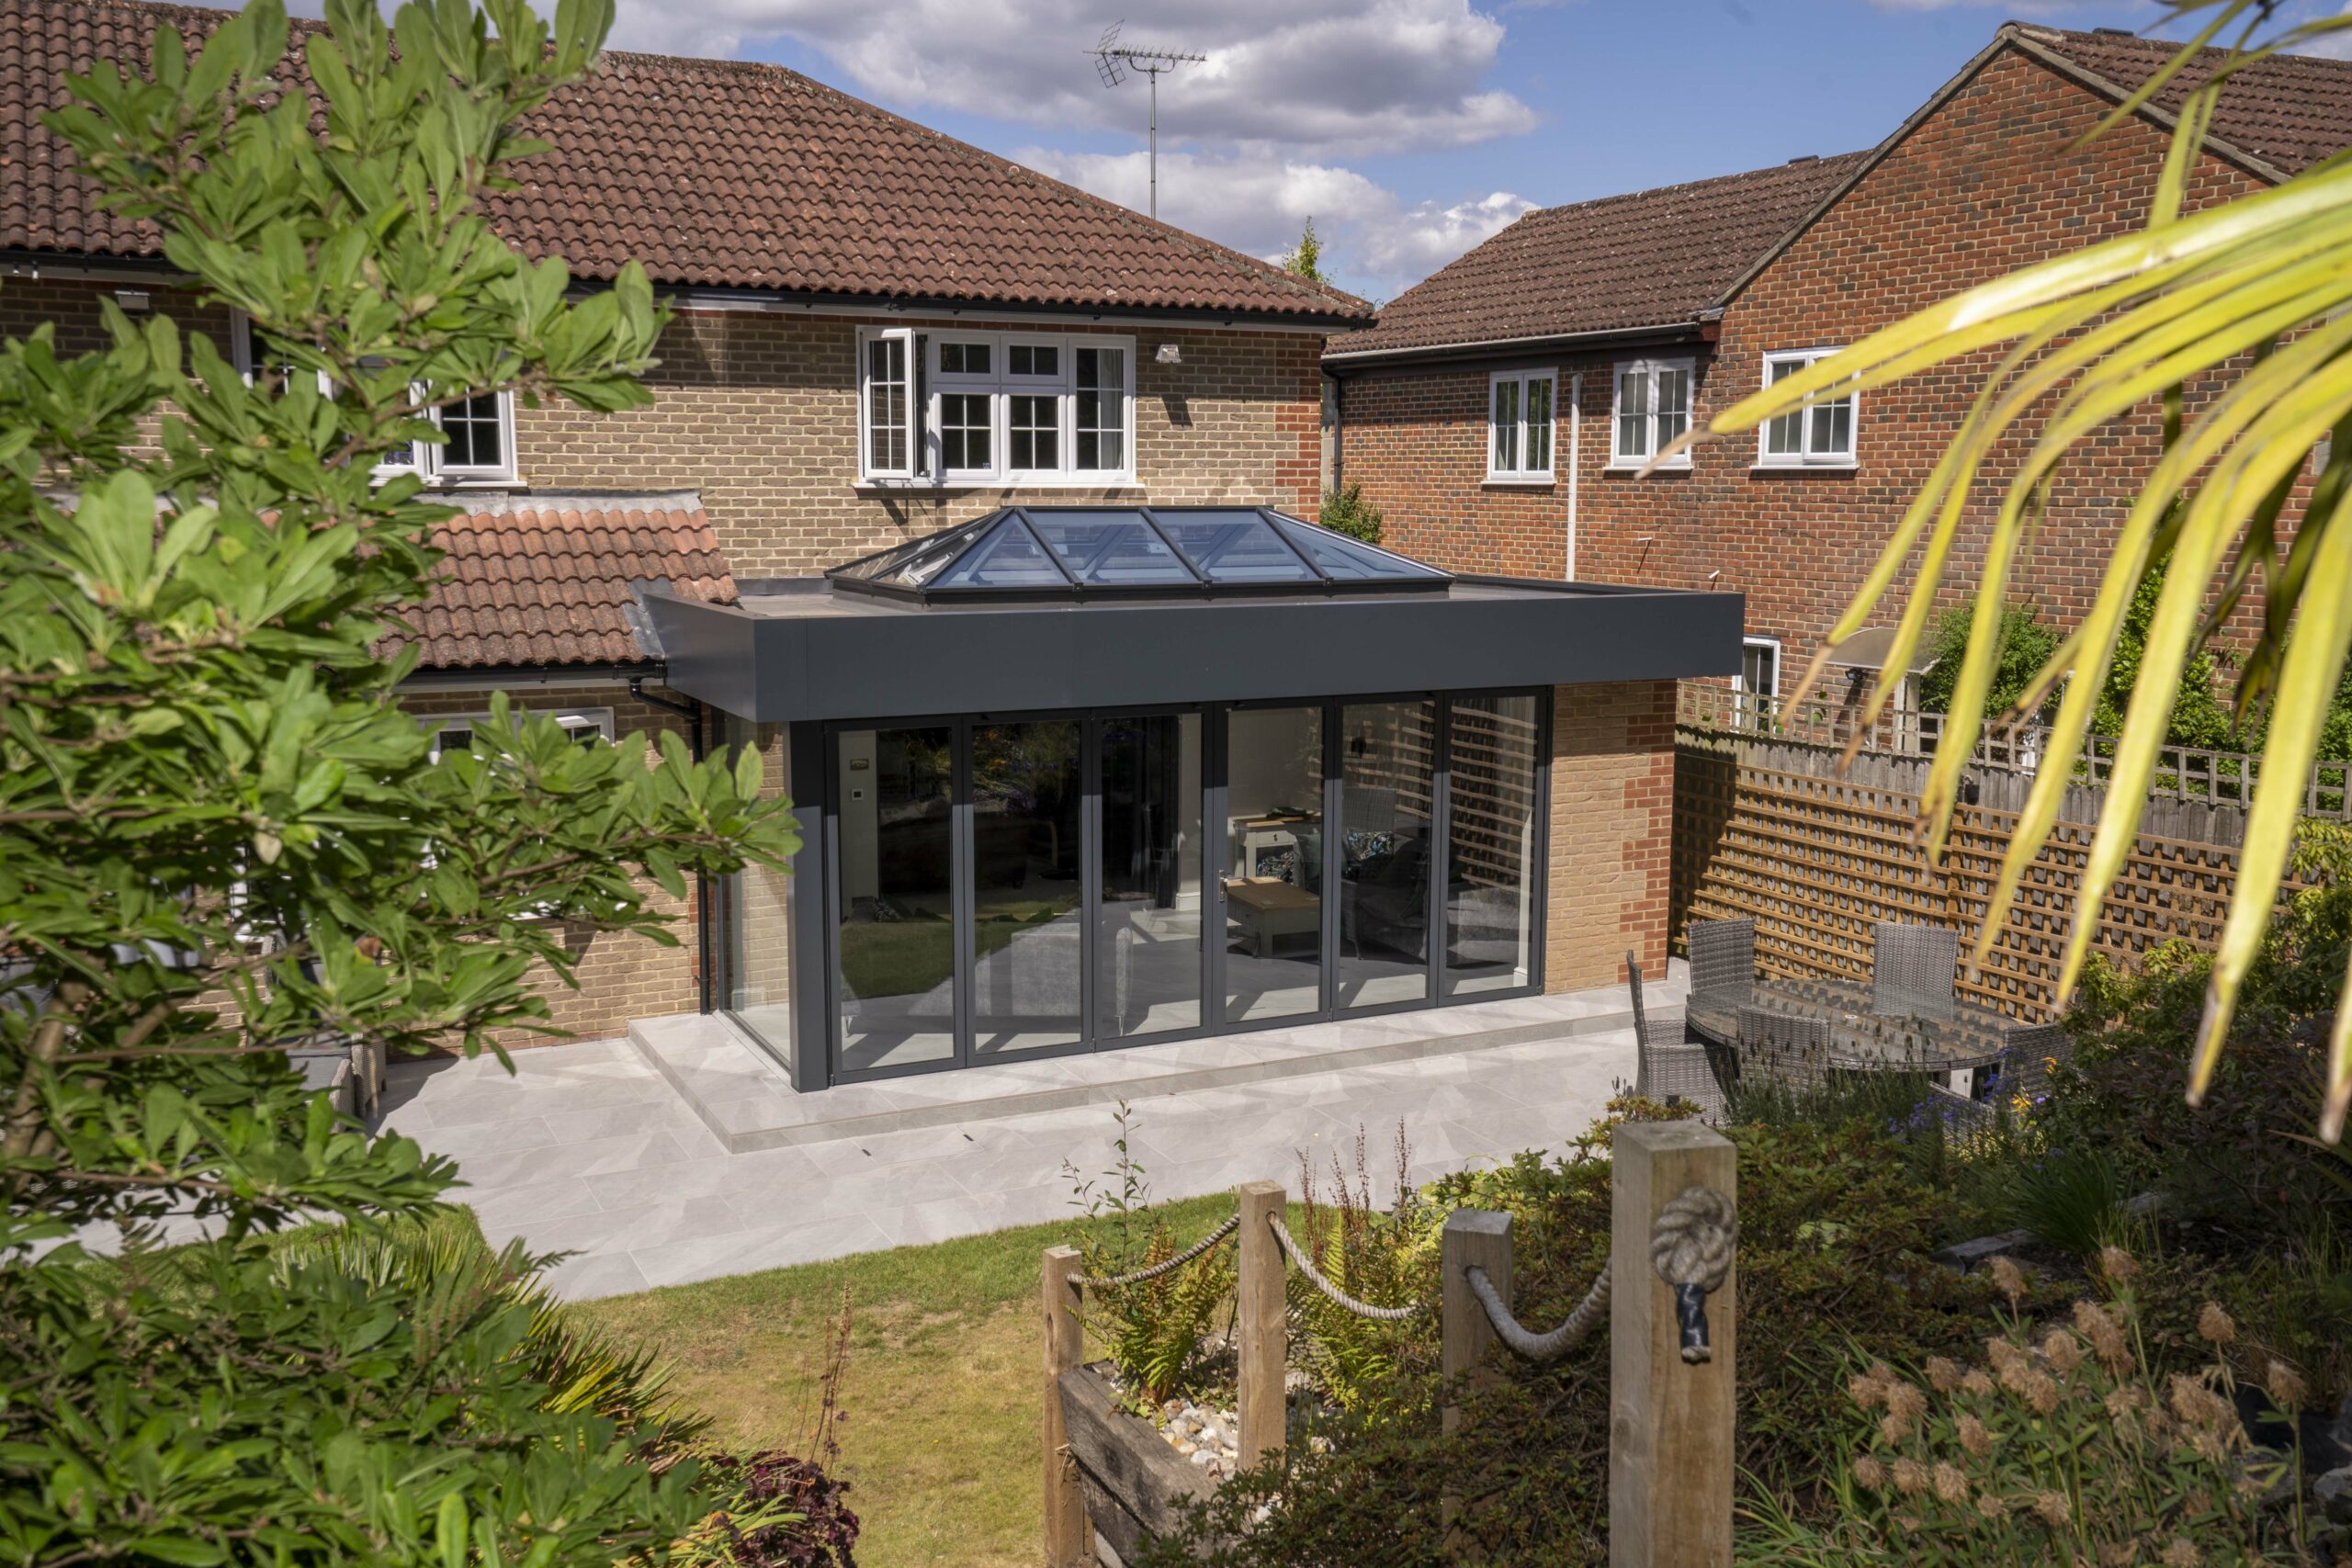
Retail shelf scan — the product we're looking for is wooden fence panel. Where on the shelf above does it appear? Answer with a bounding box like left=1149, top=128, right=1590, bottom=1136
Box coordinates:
left=1672, top=727, right=2264, bottom=1019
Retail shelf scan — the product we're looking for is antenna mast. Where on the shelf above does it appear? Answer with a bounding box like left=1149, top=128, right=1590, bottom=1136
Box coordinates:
left=1089, top=21, right=1205, bottom=221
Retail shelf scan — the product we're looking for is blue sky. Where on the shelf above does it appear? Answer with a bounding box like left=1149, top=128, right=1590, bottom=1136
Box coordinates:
left=593, top=0, right=2331, bottom=301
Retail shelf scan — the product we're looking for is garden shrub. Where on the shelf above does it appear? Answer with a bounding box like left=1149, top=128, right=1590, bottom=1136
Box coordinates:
left=1136, top=1101, right=2007, bottom=1566
left=1284, top=1126, right=1442, bottom=1425
left=1064, top=1104, right=1237, bottom=1407
left=1743, top=1260, right=2316, bottom=1564
left=2048, top=825, right=2352, bottom=1253
left=1319, top=481, right=1385, bottom=543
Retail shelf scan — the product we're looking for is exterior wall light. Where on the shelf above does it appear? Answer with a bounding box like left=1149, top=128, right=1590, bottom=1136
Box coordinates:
left=1155, top=342, right=1182, bottom=365
left=113, top=288, right=152, bottom=313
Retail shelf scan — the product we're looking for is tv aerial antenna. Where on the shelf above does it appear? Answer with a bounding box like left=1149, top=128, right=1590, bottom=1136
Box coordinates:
left=1089, top=20, right=1205, bottom=221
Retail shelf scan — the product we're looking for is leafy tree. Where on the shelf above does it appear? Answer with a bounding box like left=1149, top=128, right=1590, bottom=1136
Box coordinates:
left=0, top=0, right=797, bottom=1560
left=2090, top=552, right=2239, bottom=749
left=1319, top=480, right=1383, bottom=543
left=1281, top=218, right=1327, bottom=283
left=1916, top=596, right=2063, bottom=723
left=1701, top=0, right=2352, bottom=1140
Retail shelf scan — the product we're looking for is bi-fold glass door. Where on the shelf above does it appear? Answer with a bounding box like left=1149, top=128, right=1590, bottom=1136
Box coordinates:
left=826, top=694, right=1544, bottom=1083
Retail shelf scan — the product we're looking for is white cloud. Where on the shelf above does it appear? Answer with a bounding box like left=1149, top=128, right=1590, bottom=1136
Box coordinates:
left=605, top=0, right=1539, bottom=158
left=1015, top=146, right=1532, bottom=301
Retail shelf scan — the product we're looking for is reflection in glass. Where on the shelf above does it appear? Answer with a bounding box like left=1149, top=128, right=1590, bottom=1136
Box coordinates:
left=1223, top=706, right=1325, bottom=1021
left=970, top=721, right=1084, bottom=1055
left=1338, top=700, right=1436, bottom=1007
left=1099, top=714, right=1204, bottom=1039
left=720, top=716, right=796, bottom=1058
left=836, top=727, right=956, bottom=1070
left=1445, top=694, right=1541, bottom=995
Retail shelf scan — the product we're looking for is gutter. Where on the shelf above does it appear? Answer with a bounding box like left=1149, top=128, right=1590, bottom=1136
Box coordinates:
left=1322, top=319, right=1706, bottom=372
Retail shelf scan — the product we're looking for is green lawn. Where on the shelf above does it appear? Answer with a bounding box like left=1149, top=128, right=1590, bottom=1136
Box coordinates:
left=571, top=1192, right=1238, bottom=1568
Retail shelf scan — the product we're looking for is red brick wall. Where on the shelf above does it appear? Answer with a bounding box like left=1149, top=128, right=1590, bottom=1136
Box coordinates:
left=1337, top=45, right=2282, bottom=676
left=1545, top=680, right=1677, bottom=992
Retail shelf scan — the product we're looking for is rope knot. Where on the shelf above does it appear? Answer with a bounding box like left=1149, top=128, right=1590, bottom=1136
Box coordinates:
left=1651, top=1186, right=1736, bottom=1365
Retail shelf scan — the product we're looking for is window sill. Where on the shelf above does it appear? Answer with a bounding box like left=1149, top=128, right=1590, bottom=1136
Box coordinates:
left=1483, top=472, right=1556, bottom=488
left=1751, top=460, right=1857, bottom=474
left=854, top=477, right=1143, bottom=493
left=1602, top=460, right=1692, bottom=474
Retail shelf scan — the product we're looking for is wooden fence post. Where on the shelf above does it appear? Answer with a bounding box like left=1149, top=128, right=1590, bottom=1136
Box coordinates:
left=1441, top=1209, right=1512, bottom=1438
left=1235, top=1180, right=1287, bottom=1469
left=1609, top=1121, right=1736, bottom=1568
left=1043, top=1245, right=1091, bottom=1568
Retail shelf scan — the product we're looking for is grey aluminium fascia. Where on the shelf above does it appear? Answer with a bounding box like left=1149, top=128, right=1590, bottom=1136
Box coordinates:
left=645, top=582, right=1745, bottom=725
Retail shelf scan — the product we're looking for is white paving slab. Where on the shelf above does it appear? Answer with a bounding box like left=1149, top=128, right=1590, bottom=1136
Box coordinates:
left=383, top=976, right=1671, bottom=1301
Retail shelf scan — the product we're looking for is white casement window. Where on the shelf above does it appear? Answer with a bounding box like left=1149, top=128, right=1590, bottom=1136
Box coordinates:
left=1487, top=368, right=1556, bottom=481
left=1736, top=637, right=1781, bottom=728
left=427, top=707, right=614, bottom=762
left=1758, top=349, right=1857, bottom=467
left=858, top=327, right=1136, bottom=487
left=232, top=310, right=517, bottom=485
left=1611, top=357, right=1693, bottom=468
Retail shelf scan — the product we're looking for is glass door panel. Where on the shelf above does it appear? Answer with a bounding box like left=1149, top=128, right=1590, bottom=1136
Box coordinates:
left=1222, top=706, right=1325, bottom=1022
left=719, top=716, right=796, bottom=1057
left=1444, top=694, right=1542, bottom=995
left=1099, top=713, right=1204, bottom=1040
left=1338, top=699, right=1436, bottom=1007
left=969, top=720, right=1085, bottom=1055
left=836, top=727, right=957, bottom=1071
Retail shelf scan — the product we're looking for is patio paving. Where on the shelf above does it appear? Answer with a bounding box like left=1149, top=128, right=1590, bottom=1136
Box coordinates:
left=379, top=965, right=1682, bottom=1301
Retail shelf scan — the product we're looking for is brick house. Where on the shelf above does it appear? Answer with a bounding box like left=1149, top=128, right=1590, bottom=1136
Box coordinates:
left=1325, top=23, right=2352, bottom=711
left=3, top=0, right=1742, bottom=1087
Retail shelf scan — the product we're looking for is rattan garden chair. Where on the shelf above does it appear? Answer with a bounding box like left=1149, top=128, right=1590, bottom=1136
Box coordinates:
left=1925, top=1081, right=1995, bottom=1134
left=1687, top=918, right=1756, bottom=1008
left=1871, top=922, right=1959, bottom=1022
left=1737, top=1004, right=1834, bottom=1091
left=1628, top=953, right=1725, bottom=1122
left=1992, top=1021, right=2072, bottom=1104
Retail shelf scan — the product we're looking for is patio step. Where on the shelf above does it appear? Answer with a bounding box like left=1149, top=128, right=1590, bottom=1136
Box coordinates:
left=629, top=979, right=1678, bottom=1155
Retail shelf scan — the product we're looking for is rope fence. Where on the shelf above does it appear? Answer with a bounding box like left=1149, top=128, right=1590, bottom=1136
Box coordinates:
left=1070, top=1213, right=1238, bottom=1290
left=1463, top=1260, right=1611, bottom=1363
left=1046, top=1128, right=1741, bottom=1568
left=1266, top=1213, right=1429, bottom=1322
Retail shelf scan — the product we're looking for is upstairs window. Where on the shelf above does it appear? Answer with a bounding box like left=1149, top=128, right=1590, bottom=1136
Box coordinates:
left=1612, top=358, right=1692, bottom=468
left=859, top=328, right=1136, bottom=486
left=1758, top=349, right=1857, bottom=467
left=1487, top=368, right=1555, bottom=481
left=232, top=311, right=516, bottom=485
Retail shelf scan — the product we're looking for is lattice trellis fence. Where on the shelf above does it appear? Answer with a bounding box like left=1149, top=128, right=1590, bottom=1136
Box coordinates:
left=1673, top=729, right=2259, bottom=1020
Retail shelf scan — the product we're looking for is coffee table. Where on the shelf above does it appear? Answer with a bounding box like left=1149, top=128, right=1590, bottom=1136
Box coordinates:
left=1224, top=876, right=1320, bottom=958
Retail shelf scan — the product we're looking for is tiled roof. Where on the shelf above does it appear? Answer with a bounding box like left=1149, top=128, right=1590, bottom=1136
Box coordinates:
left=1326, top=152, right=1870, bottom=360
left=0, top=0, right=1367, bottom=322
left=389, top=497, right=734, bottom=671
left=2019, top=24, right=2352, bottom=178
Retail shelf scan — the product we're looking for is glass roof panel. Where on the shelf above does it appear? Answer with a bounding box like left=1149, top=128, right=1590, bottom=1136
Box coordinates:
left=1268, top=514, right=1451, bottom=583
left=1027, top=511, right=1199, bottom=588
left=930, top=514, right=1069, bottom=591
left=830, top=515, right=991, bottom=587
left=1151, top=511, right=1319, bottom=583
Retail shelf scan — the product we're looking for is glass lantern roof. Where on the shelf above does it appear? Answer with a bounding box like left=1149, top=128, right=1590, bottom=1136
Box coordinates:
left=826, top=506, right=1453, bottom=604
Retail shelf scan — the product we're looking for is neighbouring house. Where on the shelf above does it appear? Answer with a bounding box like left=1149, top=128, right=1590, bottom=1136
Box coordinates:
left=2, top=0, right=1742, bottom=1088
left=1324, top=22, right=2352, bottom=715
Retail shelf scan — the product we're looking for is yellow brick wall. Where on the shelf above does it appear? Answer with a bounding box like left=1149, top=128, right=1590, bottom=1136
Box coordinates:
left=514, top=309, right=1329, bottom=576
left=397, top=684, right=705, bottom=1049
left=1544, top=681, right=1679, bottom=993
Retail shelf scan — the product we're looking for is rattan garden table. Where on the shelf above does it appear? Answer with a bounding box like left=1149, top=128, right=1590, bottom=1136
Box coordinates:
left=1683, top=975, right=2011, bottom=1077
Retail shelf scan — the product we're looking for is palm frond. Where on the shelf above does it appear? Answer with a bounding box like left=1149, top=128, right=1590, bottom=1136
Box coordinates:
left=1694, top=3, right=2352, bottom=1141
